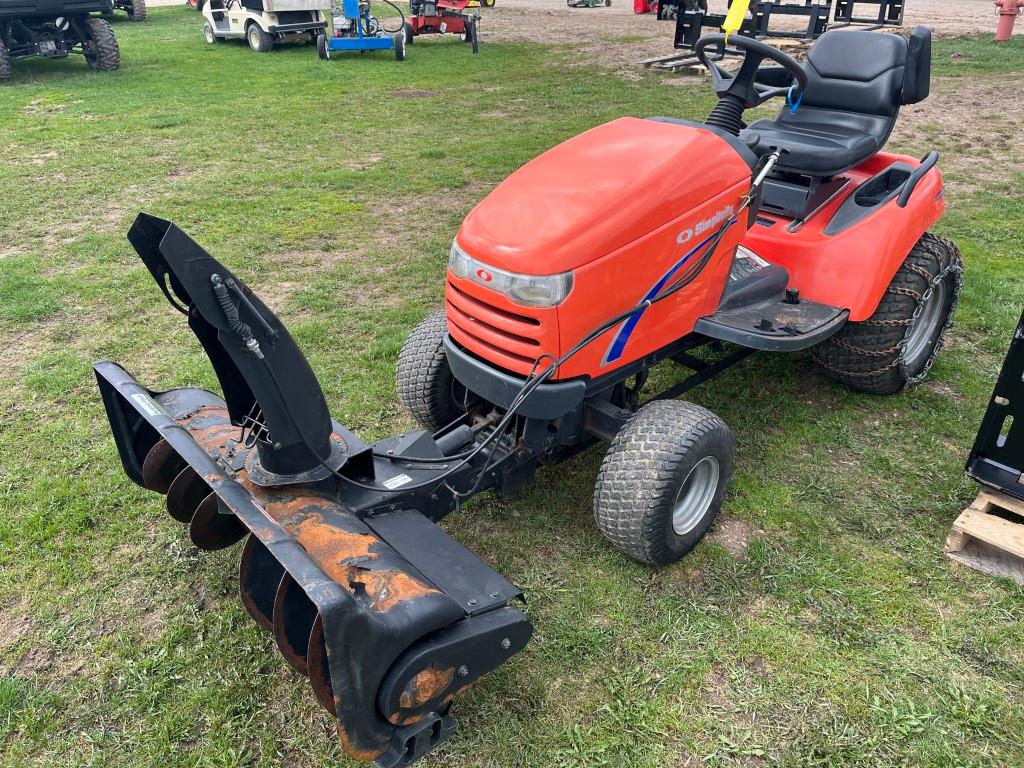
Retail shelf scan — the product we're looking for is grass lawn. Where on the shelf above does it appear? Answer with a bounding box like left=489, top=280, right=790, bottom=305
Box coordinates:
left=2, top=9, right=1024, bottom=767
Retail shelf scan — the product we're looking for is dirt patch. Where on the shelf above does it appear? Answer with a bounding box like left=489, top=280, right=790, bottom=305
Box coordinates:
left=0, top=608, right=35, bottom=651
left=704, top=664, right=734, bottom=709
left=707, top=516, right=751, bottom=558
left=392, top=89, right=440, bottom=99
left=479, top=0, right=995, bottom=78
left=889, top=77, right=1024, bottom=197
left=342, top=152, right=383, bottom=171
left=22, top=100, right=66, bottom=115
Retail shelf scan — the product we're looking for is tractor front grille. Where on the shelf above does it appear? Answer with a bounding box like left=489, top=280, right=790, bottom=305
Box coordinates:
left=446, top=280, right=549, bottom=373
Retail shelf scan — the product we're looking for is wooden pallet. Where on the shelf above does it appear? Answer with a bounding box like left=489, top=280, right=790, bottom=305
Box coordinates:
left=945, top=489, right=1024, bottom=585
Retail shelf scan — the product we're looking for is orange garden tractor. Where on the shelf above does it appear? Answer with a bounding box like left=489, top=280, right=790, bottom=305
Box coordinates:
left=95, top=27, right=960, bottom=767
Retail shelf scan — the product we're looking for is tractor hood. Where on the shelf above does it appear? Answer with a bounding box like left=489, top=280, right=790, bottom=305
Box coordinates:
left=456, top=117, right=753, bottom=275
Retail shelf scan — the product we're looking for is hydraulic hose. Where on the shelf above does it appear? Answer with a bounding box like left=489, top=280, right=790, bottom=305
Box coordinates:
left=375, top=0, right=405, bottom=34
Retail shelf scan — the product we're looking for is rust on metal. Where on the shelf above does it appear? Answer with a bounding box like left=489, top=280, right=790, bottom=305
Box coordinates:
left=391, top=681, right=472, bottom=726
left=307, top=614, right=337, bottom=715
left=272, top=573, right=316, bottom=676
left=398, top=667, right=456, bottom=710
left=238, top=534, right=284, bottom=631
left=179, top=406, right=238, bottom=440
left=346, top=568, right=440, bottom=613
left=335, top=724, right=387, bottom=763
left=283, top=514, right=380, bottom=571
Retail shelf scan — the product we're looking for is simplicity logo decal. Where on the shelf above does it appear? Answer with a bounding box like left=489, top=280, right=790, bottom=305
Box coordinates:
left=675, top=204, right=734, bottom=245
left=602, top=204, right=733, bottom=366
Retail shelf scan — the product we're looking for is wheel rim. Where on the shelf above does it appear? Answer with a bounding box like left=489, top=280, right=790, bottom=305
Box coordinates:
left=672, top=456, right=719, bottom=536
left=904, top=279, right=948, bottom=369
left=248, top=27, right=259, bottom=47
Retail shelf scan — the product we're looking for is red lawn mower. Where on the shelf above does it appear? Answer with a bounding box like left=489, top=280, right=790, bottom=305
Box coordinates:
left=402, top=0, right=480, bottom=51
left=95, top=27, right=959, bottom=767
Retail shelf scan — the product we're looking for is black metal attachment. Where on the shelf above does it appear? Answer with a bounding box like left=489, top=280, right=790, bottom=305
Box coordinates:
left=831, top=0, right=903, bottom=29
left=967, top=308, right=1024, bottom=501
left=127, top=213, right=348, bottom=485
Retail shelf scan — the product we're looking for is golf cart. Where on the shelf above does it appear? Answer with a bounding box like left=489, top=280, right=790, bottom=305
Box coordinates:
left=202, top=0, right=327, bottom=51
left=0, top=0, right=119, bottom=81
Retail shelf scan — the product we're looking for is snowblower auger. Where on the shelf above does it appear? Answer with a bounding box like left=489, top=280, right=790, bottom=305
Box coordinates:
left=94, top=213, right=531, bottom=766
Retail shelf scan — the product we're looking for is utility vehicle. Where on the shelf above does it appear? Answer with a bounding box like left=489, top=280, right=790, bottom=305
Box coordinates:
left=94, top=27, right=960, bottom=767
left=0, top=0, right=119, bottom=81
left=201, top=0, right=327, bottom=51
left=109, top=0, right=145, bottom=21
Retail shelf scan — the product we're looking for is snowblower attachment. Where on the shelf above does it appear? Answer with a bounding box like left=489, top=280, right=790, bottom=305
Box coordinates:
left=94, top=213, right=532, bottom=766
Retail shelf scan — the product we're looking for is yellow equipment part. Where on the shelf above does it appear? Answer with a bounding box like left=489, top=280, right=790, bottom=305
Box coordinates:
left=721, top=0, right=751, bottom=41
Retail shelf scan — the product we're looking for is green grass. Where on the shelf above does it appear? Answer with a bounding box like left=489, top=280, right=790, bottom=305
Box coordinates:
left=1, top=12, right=1023, bottom=767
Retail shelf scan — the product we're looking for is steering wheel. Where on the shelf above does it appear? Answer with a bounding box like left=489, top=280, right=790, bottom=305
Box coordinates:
left=694, top=33, right=808, bottom=110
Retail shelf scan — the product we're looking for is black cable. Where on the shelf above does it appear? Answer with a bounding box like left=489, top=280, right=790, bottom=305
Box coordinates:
left=376, top=0, right=405, bottom=34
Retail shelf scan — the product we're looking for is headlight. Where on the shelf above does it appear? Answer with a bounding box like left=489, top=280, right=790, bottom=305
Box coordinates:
left=448, top=240, right=573, bottom=308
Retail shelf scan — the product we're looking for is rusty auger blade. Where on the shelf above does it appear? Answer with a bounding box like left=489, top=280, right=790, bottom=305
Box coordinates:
left=93, top=214, right=533, bottom=767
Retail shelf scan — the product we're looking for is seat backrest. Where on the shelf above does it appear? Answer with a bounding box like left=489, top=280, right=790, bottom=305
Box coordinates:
left=801, top=30, right=909, bottom=118
left=901, top=26, right=931, bottom=104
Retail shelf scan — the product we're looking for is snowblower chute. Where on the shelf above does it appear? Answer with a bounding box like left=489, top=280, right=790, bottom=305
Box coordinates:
left=94, top=213, right=531, bottom=766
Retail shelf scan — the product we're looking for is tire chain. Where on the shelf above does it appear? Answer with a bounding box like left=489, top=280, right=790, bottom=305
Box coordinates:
left=814, top=235, right=963, bottom=385
left=898, top=236, right=963, bottom=388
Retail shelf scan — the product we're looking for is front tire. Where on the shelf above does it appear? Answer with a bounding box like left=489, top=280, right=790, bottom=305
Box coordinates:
left=594, top=400, right=735, bottom=566
left=203, top=21, right=217, bottom=43
left=84, top=18, right=120, bottom=71
left=396, top=312, right=465, bottom=432
left=129, top=0, right=147, bottom=21
left=394, top=30, right=406, bottom=60
left=247, top=22, right=273, bottom=52
left=813, top=232, right=962, bottom=394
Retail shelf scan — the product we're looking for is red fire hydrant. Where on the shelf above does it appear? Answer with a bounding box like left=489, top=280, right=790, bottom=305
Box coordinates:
left=995, top=0, right=1024, bottom=42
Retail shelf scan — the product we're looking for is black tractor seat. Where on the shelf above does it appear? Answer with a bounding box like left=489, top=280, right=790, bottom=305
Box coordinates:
left=741, top=27, right=932, bottom=178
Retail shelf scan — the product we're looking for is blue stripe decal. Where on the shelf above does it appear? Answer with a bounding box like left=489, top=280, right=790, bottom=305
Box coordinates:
left=602, top=232, right=718, bottom=365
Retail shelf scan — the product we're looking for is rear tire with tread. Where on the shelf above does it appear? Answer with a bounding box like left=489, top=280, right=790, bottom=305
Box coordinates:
left=812, top=232, right=962, bottom=394
left=84, top=18, right=120, bottom=71
left=396, top=312, right=464, bottom=432
left=594, top=399, right=734, bottom=566
left=129, top=0, right=147, bottom=21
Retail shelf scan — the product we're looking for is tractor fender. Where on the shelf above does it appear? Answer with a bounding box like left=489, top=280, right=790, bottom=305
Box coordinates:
left=740, top=152, right=946, bottom=322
